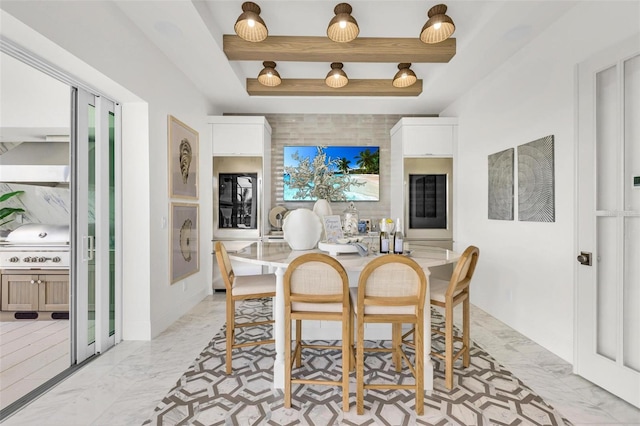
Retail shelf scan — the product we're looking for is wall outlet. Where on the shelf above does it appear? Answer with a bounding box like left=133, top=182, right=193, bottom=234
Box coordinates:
left=161, top=216, right=167, bottom=229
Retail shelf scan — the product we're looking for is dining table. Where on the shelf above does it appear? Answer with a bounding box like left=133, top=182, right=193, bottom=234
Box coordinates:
left=227, top=240, right=461, bottom=391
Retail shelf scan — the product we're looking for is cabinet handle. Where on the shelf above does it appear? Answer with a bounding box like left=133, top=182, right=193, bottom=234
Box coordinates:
left=37, top=280, right=42, bottom=284
left=31, top=280, right=35, bottom=284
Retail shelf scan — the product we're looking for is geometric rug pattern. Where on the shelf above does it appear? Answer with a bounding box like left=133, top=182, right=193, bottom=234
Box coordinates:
left=143, top=298, right=572, bottom=425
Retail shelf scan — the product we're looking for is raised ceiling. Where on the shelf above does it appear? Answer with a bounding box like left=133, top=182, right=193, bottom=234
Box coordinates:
left=2, top=1, right=581, bottom=115
left=113, top=0, right=578, bottom=114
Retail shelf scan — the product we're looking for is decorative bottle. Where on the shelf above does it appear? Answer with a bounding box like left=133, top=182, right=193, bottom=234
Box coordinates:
left=379, top=229, right=390, bottom=254
left=393, top=217, right=404, bottom=254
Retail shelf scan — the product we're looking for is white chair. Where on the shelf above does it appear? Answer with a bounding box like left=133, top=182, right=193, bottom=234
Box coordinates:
left=283, top=253, right=353, bottom=411
left=215, top=241, right=276, bottom=375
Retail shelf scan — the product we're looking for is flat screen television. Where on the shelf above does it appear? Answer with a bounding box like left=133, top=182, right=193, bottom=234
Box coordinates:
left=283, top=145, right=380, bottom=201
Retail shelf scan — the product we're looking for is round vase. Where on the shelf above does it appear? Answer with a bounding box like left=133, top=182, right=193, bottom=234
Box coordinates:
left=313, top=198, right=333, bottom=218
left=313, top=199, right=332, bottom=241
left=283, top=208, right=322, bottom=250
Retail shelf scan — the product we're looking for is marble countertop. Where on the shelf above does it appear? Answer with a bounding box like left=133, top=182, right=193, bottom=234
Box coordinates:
left=227, top=241, right=460, bottom=272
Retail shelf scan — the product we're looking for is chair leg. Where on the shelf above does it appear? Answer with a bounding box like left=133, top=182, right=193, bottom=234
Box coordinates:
left=341, top=313, right=350, bottom=411
left=415, top=319, right=424, bottom=416
left=349, top=309, right=355, bottom=372
left=284, top=309, right=292, bottom=408
left=226, top=298, right=235, bottom=375
left=356, top=317, right=365, bottom=415
left=445, top=301, right=454, bottom=389
left=295, top=319, right=302, bottom=368
left=392, top=323, right=402, bottom=373
left=463, top=296, right=470, bottom=367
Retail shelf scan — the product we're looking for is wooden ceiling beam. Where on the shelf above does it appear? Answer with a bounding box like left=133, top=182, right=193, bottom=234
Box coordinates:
left=225, top=35, right=455, bottom=63
left=246, top=79, right=423, bottom=96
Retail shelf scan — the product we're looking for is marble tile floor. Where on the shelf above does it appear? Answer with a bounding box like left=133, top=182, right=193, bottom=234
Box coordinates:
left=1, top=293, right=638, bottom=426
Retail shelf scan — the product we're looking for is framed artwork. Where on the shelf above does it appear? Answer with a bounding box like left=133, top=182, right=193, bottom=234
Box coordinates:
left=168, top=115, right=199, bottom=199
left=518, top=135, right=555, bottom=222
left=171, top=202, right=199, bottom=284
left=488, top=148, right=514, bottom=220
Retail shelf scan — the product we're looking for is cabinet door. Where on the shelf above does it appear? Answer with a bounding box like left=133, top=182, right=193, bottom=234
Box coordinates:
left=212, top=123, right=263, bottom=156
left=1, top=274, right=39, bottom=311
left=403, top=125, right=453, bottom=157
left=39, top=274, right=70, bottom=311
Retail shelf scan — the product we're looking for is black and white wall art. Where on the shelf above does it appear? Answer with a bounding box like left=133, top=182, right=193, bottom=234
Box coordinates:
left=168, top=115, right=199, bottom=199
left=488, top=148, right=514, bottom=220
left=171, top=202, right=199, bottom=283
left=518, top=135, right=555, bottom=222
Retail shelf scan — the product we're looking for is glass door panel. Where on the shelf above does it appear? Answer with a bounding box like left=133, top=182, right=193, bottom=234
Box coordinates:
left=88, top=103, right=96, bottom=346
left=109, top=111, right=116, bottom=337
left=73, top=89, right=117, bottom=363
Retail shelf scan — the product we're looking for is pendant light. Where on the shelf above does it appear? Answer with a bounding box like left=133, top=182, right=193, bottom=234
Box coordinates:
left=234, top=2, right=268, bottom=42
left=327, top=3, right=359, bottom=43
left=392, top=63, right=417, bottom=88
left=257, top=61, right=281, bottom=87
left=420, top=4, right=455, bottom=44
left=325, top=62, right=349, bottom=88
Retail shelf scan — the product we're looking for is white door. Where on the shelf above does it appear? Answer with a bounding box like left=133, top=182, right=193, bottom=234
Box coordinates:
left=576, top=35, right=640, bottom=408
left=73, top=88, right=119, bottom=363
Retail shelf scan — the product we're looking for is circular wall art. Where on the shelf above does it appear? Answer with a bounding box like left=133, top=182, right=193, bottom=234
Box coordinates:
left=179, top=218, right=192, bottom=262
left=518, top=135, right=555, bottom=222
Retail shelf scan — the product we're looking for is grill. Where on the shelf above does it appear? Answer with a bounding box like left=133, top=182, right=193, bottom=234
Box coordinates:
left=0, top=224, right=70, bottom=270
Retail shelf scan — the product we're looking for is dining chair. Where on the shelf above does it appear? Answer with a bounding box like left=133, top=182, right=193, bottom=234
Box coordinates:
left=429, top=245, right=480, bottom=389
left=351, top=254, right=427, bottom=415
left=214, top=241, right=276, bottom=375
left=283, top=253, right=353, bottom=411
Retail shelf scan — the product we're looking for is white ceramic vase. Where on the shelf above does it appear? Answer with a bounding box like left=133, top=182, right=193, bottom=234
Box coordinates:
left=282, top=208, right=322, bottom=250
left=312, top=198, right=333, bottom=218
left=312, top=199, right=332, bottom=241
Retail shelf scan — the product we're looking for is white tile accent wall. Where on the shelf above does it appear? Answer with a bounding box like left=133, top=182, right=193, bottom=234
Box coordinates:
left=263, top=114, right=428, bottom=228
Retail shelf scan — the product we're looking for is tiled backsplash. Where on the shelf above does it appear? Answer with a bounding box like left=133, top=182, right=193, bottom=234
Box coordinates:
left=264, top=114, right=416, bottom=229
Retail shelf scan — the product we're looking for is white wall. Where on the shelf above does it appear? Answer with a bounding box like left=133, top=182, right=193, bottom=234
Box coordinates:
left=1, top=3, right=220, bottom=339
left=442, top=2, right=640, bottom=362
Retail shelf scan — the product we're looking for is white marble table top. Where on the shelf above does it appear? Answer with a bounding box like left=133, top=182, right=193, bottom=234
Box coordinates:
left=227, top=241, right=460, bottom=272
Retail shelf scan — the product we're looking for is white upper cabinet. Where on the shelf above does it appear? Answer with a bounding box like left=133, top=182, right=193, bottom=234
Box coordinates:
left=391, top=117, right=457, bottom=157
left=209, top=116, right=271, bottom=156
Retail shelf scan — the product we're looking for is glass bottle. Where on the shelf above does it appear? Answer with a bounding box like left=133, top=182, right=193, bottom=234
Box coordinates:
left=380, top=229, right=390, bottom=254
left=393, top=217, right=404, bottom=254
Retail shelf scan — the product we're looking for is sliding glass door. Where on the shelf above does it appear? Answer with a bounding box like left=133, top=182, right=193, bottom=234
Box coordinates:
left=73, top=88, right=119, bottom=363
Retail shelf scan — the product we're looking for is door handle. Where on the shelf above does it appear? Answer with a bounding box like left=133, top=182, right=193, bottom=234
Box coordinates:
left=82, top=235, right=95, bottom=261
left=577, top=251, right=592, bottom=266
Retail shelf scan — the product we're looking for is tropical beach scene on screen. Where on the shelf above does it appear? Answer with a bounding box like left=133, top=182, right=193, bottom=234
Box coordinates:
left=283, top=146, right=380, bottom=202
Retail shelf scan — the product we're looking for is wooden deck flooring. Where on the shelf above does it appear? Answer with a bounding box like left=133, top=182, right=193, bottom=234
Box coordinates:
left=0, top=320, right=69, bottom=408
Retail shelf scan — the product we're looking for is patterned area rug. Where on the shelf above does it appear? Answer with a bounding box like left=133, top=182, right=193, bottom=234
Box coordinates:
left=144, top=299, right=571, bottom=425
